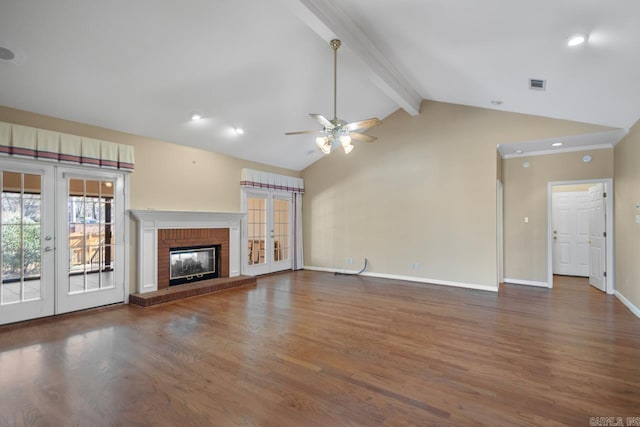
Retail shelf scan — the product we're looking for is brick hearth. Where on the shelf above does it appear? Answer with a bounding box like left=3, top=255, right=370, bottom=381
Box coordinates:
left=129, top=275, right=256, bottom=307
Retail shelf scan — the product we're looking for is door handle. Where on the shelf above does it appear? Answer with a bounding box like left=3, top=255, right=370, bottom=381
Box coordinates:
left=45, top=235, right=53, bottom=241
left=45, top=246, right=53, bottom=252
left=553, top=236, right=557, bottom=240
left=587, top=240, right=592, bottom=244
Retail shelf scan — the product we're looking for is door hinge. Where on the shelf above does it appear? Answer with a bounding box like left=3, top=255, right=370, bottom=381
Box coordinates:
left=603, top=231, right=606, bottom=237
left=603, top=192, right=607, bottom=198
left=604, top=271, right=607, bottom=277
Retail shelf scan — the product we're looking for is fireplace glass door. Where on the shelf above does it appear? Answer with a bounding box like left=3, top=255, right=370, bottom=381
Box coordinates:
left=244, top=190, right=292, bottom=275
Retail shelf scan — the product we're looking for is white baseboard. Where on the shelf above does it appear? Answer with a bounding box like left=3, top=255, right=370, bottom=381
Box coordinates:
left=503, top=278, right=549, bottom=288
left=303, top=266, right=498, bottom=293
left=615, top=291, right=640, bottom=319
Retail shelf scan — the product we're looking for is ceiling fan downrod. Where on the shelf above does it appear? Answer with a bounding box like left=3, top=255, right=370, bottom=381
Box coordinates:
left=330, top=39, right=340, bottom=122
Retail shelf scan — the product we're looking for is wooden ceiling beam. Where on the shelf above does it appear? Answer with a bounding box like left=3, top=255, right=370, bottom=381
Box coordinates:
left=287, top=0, right=422, bottom=116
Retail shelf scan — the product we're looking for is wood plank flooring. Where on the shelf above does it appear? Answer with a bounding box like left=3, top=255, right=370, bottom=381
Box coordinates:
left=0, top=271, right=638, bottom=426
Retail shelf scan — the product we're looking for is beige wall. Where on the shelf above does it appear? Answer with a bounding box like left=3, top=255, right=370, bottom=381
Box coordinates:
left=302, top=100, right=610, bottom=289
left=0, top=106, right=299, bottom=211
left=614, top=119, right=640, bottom=311
left=503, top=149, right=613, bottom=283
left=0, top=106, right=299, bottom=293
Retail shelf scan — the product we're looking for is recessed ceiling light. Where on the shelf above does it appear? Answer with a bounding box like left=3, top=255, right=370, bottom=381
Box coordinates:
left=567, top=34, right=588, bottom=47
left=234, top=128, right=244, bottom=135
left=191, top=114, right=202, bottom=121
left=0, top=46, right=16, bottom=61
left=552, top=142, right=563, bottom=147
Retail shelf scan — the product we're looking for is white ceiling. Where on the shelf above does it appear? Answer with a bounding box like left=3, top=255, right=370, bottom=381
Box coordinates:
left=1, top=0, right=639, bottom=171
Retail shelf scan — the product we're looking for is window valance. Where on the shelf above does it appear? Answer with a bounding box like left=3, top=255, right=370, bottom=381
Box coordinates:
left=0, top=121, right=134, bottom=171
left=240, top=168, right=304, bottom=193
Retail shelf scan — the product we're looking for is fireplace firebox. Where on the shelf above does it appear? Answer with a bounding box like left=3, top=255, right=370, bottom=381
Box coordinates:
left=169, top=244, right=220, bottom=286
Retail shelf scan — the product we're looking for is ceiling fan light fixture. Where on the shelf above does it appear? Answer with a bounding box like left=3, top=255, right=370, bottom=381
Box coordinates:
left=339, top=134, right=351, bottom=146
left=316, top=136, right=328, bottom=149
left=343, top=143, right=354, bottom=154
left=320, top=141, right=332, bottom=155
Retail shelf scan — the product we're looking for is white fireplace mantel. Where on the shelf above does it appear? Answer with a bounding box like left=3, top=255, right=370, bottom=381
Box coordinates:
left=129, top=209, right=245, bottom=293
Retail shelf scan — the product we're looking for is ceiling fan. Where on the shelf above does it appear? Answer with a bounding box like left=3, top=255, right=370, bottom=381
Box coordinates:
left=285, top=39, right=381, bottom=155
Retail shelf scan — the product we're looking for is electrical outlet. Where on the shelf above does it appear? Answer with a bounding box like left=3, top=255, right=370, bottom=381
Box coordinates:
left=347, top=257, right=353, bottom=265
left=411, top=262, right=419, bottom=270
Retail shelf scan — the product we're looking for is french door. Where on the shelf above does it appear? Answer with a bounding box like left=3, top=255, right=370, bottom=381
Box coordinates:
left=0, top=162, right=55, bottom=324
left=56, top=168, right=126, bottom=313
left=0, top=159, right=126, bottom=325
left=242, top=190, right=292, bottom=275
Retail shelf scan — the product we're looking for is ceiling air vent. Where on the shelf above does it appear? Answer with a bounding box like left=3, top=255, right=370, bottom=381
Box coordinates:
left=529, top=79, right=546, bottom=91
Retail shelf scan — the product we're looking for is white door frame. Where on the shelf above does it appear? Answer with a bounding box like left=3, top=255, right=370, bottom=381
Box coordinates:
left=241, top=188, right=293, bottom=276
left=0, top=160, right=56, bottom=324
left=547, top=178, right=614, bottom=293
left=496, top=179, right=504, bottom=286
left=0, top=156, right=130, bottom=325
left=55, top=167, right=128, bottom=313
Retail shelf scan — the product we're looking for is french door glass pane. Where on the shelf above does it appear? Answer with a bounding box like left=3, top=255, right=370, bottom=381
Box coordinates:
left=247, top=197, right=266, bottom=265
left=68, top=178, right=116, bottom=293
left=1, top=172, right=42, bottom=304
left=273, top=199, right=289, bottom=261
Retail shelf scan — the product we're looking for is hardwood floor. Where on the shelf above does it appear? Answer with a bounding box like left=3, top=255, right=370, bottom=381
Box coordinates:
left=0, top=272, right=638, bottom=426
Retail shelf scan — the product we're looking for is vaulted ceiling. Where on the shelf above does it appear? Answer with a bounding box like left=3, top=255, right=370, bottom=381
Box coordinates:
left=1, top=0, right=638, bottom=170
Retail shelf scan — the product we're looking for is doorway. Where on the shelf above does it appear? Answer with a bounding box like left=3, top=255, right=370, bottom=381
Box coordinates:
left=547, top=179, right=614, bottom=294
left=242, top=189, right=293, bottom=275
left=0, top=159, right=127, bottom=325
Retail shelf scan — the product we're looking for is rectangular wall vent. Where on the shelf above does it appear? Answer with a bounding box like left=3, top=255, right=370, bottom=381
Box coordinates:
left=529, top=79, right=546, bottom=90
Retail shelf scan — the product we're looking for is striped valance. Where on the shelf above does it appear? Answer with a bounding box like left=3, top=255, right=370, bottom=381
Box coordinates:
left=241, top=168, right=304, bottom=193
left=0, top=121, right=134, bottom=171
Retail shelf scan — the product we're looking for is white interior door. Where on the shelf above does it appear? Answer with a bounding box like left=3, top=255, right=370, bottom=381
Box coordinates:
left=552, top=191, right=589, bottom=276
left=0, top=162, right=55, bottom=325
left=588, top=184, right=606, bottom=292
left=243, top=190, right=292, bottom=275
left=56, top=169, right=126, bottom=314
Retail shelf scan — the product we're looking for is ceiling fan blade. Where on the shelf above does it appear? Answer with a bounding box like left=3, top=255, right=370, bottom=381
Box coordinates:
left=350, top=132, right=377, bottom=143
left=309, top=114, right=334, bottom=129
left=285, top=130, right=324, bottom=136
left=345, top=118, right=381, bottom=132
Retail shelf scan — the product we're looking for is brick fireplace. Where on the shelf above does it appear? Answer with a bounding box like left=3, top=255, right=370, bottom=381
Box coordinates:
left=129, top=210, right=245, bottom=295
